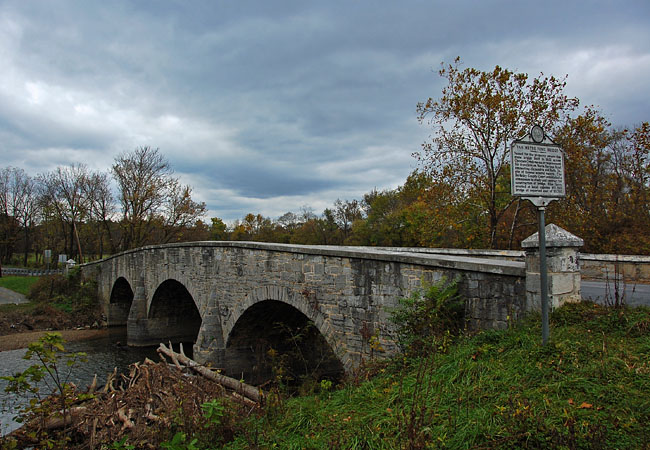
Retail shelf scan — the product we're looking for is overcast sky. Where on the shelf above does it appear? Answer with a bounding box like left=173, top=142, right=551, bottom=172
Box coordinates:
left=1, top=1, right=649, bottom=222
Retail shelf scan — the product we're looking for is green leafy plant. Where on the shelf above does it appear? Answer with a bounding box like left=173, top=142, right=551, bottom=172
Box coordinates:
left=104, top=436, right=135, bottom=450
left=201, top=399, right=225, bottom=428
left=319, top=379, right=333, bottom=392
left=390, top=275, right=464, bottom=354
left=1, top=333, right=87, bottom=446
left=160, top=432, right=200, bottom=450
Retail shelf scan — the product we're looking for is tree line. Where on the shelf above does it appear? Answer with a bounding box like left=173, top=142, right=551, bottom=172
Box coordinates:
left=222, top=60, right=649, bottom=255
left=1, top=146, right=206, bottom=266
left=2, top=60, right=648, bottom=267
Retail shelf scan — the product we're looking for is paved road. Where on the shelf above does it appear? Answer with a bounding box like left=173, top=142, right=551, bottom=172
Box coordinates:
left=0, top=287, right=27, bottom=305
left=582, top=280, right=650, bottom=307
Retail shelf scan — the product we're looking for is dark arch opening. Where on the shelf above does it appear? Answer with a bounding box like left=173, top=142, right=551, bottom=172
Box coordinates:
left=108, top=277, right=133, bottom=325
left=225, top=300, right=344, bottom=386
left=149, top=280, right=201, bottom=355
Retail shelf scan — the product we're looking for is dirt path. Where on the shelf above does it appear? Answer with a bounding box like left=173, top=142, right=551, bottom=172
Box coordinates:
left=0, top=287, right=27, bottom=305
left=0, top=328, right=111, bottom=352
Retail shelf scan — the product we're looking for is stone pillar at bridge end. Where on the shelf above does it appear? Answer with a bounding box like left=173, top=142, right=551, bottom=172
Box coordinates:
left=522, top=224, right=583, bottom=312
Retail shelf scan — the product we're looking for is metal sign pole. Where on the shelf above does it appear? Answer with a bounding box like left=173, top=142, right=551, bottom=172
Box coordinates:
left=511, top=125, right=565, bottom=347
left=538, top=206, right=549, bottom=345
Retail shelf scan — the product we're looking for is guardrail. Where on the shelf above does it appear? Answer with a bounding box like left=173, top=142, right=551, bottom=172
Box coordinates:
left=1, top=268, right=63, bottom=276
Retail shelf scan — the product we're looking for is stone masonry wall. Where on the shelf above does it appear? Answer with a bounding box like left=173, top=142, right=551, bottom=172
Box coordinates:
left=383, top=247, right=650, bottom=284
left=82, top=242, right=526, bottom=372
left=580, top=254, right=650, bottom=283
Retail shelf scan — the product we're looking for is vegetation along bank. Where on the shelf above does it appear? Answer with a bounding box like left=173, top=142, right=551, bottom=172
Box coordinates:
left=1, top=277, right=648, bottom=449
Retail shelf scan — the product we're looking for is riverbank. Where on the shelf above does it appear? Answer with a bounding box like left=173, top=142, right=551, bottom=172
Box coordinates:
left=0, top=328, right=111, bottom=352
left=0, top=274, right=103, bottom=344
left=223, top=302, right=650, bottom=449
left=2, top=302, right=648, bottom=449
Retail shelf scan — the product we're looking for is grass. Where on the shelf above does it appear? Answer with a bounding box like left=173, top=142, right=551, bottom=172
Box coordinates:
left=221, top=302, right=649, bottom=449
left=0, top=275, right=38, bottom=295
left=0, top=276, right=40, bottom=317
left=0, top=272, right=99, bottom=323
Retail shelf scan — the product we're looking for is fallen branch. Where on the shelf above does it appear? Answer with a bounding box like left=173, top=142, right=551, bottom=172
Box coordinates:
left=117, top=407, right=134, bottom=430
left=168, top=341, right=183, bottom=370
left=38, top=406, right=87, bottom=430
left=231, top=391, right=258, bottom=408
left=103, top=367, right=117, bottom=393
left=157, top=343, right=263, bottom=403
left=88, top=374, right=97, bottom=394
left=90, top=416, right=99, bottom=449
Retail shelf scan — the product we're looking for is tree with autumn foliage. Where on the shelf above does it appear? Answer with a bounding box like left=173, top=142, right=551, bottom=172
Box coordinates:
left=112, top=146, right=206, bottom=250
left=552, top=115, right=650, bottom=254
left=416, top=58, right=579, bottom=248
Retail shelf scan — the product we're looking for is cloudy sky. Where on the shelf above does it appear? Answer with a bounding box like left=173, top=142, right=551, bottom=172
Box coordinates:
left=1, top=1, right=649, bottom=222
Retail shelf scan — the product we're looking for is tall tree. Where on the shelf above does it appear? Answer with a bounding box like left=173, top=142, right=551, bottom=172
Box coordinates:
left=416, top=58, right=579, bottom=248
left=112, top=146, right=205, bottom=250
left=210, top=217, right=229, bottom=240
left=160, top=181, right=207, bottom=243
left=38, top=164, right=91, bottom=261
left=0, top=167, right=38, bottom=265
left=552, top=114, right=650, bottom=253
left=112, top=146, right=172, bottom=250
left=349, top=188, right=415, bottom=247
left=333, top=199, right=362, bottom=243
left=83, top=172, right=116, bottom=258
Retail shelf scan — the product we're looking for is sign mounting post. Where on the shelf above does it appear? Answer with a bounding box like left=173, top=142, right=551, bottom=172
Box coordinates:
left=511, top=125, right=566, bottom=345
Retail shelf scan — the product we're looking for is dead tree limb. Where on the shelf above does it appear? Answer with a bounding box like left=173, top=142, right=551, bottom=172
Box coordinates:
left=156, top=343, right=263, bottom=403
left=117, top=407, right=134, bottom=430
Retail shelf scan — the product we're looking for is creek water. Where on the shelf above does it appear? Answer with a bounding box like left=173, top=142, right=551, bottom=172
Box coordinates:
left=0, top=328, right=159, bottom=436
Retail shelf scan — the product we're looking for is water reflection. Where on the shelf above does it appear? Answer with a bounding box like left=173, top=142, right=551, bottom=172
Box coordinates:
left=0, top=328, right=159, bottom=436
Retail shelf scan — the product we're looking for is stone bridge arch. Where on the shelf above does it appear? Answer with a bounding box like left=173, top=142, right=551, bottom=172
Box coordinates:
left=127, top=277, right=202, bottom=348
left=148, top=279, right=202, bottom=347
left=221, top=286, right=344, bottom=384
left=107, top=276, right=134, bottom=325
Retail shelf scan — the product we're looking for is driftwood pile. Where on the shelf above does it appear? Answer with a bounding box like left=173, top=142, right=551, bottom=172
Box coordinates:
left=4, top=343, right=262, bottom=449
left=157, top=343, right=263, bottom=404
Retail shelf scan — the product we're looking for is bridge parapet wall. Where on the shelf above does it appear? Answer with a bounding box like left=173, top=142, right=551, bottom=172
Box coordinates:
left=579, top=254, right=650, bottom=283
left=380, top=247, right=650, bottom=283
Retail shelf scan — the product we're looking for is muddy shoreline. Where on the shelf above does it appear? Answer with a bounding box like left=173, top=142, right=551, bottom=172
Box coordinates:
left=0, top=328, right=111, bottom=352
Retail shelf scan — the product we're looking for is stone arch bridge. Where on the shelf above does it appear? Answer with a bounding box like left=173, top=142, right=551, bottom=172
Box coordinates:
left=82, top=236, right=581, bottom=379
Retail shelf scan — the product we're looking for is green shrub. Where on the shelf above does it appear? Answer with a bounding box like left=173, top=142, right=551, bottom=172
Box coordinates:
left=26, top=269, right=98, bottom=314
left=27, top=275, right=70, bottom=303
left=1, top=333, right=87, bottom=448
left=390, top=276, right=464, bottom=354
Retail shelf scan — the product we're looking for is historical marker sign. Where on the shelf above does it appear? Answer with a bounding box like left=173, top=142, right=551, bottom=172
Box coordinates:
left=511, top=142, right=565, bottom=198
left=511, top=125, right=566, bottom=346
